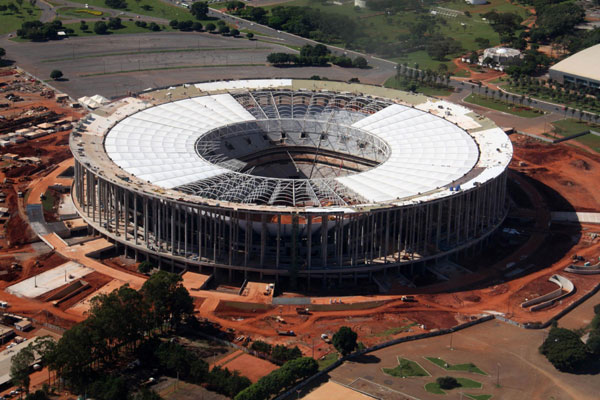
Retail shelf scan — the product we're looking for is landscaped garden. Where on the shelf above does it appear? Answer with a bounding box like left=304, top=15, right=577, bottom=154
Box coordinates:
left=425, top=356, right=487, bottom=375
left=382, top=357, right=430, bottom=378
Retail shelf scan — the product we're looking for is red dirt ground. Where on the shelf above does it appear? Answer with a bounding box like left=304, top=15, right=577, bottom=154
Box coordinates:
left=216, top=352, right=278, bottom=383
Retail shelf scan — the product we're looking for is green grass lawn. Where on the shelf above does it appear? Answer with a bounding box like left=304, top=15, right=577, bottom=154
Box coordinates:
left=66, top=0, right=192, bottom=20
left=425, top=382, right=446, bottom=395
left=382, top=357, right=430, bottom=377
left=425, top=357, right=487, bottom=375
left=317, top=352, right=338, bottom=370
left=465, top=395, right=493, bottom=400
left=464, top=93, right=542, bottom=118
left=56, top=6, right=106, bottom=18
left=0, top=2, right=42, bottom=35
left=42, top=190, right=56, bottom=212
left=551, top=119, right=600, bottom=153
left=241, top=0, right=525, bottom=71
left=457, top=377, right=483, bottom=389
left=425, top=377, right=483, bottom=395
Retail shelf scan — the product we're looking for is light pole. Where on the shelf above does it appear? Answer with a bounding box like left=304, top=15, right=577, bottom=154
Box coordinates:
left=496, top=362, right=501, bottom=387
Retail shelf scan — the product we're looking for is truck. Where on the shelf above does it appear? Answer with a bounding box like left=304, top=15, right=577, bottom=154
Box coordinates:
left=320, top=333, right=331, bottom=343
left=277, top=330, right=295, bottom=336
left=296, top=307, right=310, bottom=315
left=401, top=295, right=416, bottom=302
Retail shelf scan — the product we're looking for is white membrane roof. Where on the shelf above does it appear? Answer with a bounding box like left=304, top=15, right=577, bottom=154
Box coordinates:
left=340, top=104, right=479, bottom=202
left=105, top=94, right=256, bottom=188
left=98, top=81, right=512, bottom=207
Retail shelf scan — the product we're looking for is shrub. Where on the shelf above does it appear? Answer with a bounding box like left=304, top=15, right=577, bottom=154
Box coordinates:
left=138, top=261, right=154, bottom=274
left=332, top=327, right=357, bottom=355
left=250, top=340, right=272, bottom=354
left=593, top=303, right=600, bottom=315
left=271, top=345, right=302, bottom=365
left=539, top=327, right=590, bottom=372
left=94, top=21, right=108, bottom=34
left=436, top=376, right=459, bottom=390
left=50, top=70, right=63, bottom=80
left=105, top=0, right=127, bottom=9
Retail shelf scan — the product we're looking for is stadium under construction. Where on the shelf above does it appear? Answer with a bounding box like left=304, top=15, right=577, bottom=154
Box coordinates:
left=70, top=79, right=513, bottom=286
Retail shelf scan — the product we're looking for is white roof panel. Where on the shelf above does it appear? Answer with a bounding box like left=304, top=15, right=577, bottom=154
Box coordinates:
left=104, top=94, right=256, bottom=188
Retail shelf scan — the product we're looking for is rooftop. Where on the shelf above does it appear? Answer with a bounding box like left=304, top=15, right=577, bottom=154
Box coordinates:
left=71, top=80, right=512, bottom=212
left=549, top=44, right=600, bottom=82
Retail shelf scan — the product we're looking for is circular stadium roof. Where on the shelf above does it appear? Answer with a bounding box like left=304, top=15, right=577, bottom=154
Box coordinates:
left=104, top=91, right=480, bottom=206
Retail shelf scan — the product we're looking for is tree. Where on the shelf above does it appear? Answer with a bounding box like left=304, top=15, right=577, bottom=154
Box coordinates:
left=141, top=271, right=194, bottom=331
left=205, top=22, right=216, bottom=32
left=332, top=326, right=357, bottom=355
left=246, top=32, right=253, bottom=39
left=230, top=28, right=240, bottom=37
left=0, top=48, right=5, bottom=61
left=191, top=22, right=202, bottom=31
left=94, top=21, right=108, bottom=35
left=105, top=0, right=127, bottom=9
left=80, top=20, right=89, bottom=31
left=539, top=327, right=590, bottom=372
left=436, top=376, right=459, bottom=390
left=107, top=17, right=123, bottom=30
left=16, top=0, right=23, bottom=7
left=219, top=25, right=230, bottom=35
left=10, top=346, right=35, bottom=394
left=133, top=388, right=163, bottom=400
left=190, top=1, right=208, bottom=19
left=50, top=69, right=63, bottom=80
left=353, top=56, right=368, bottom=69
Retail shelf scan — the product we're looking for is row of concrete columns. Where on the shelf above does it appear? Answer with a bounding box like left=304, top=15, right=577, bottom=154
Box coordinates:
left=74, top=160, right=508, bottom=275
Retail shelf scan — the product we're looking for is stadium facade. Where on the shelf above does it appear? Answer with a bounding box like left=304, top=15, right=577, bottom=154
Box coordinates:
left=71, top=79, right=512, bottom=285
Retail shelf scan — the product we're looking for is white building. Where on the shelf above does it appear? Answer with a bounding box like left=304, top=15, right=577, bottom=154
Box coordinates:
left=481, top=47, right=521, bottom=66
left=549, top=44, right=600, bottom=88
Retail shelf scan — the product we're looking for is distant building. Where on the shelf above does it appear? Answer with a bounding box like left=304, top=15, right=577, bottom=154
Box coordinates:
left=354, top=0, right=367, bottom=7
left=481, top=47, right=521, bottom=66
left=549, top=44, right=600, bottom=88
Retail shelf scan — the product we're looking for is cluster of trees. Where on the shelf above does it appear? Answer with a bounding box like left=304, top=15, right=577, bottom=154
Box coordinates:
left=26, top=271, right=195, bottom=396
left=249, top=341, right=302, bottom=365
left=364, top=0, right=430, bottom=13
left=392, top=62, right=453, bottom=93
left=267, top=44, right=367, bottom=68
left=529, top=0, right=585, bottom=43
left=234, top=5, right=360, bottom=44
left=17, top=20, right=63, bottom=41
left=540, top=306, right=600, bottom=373
left=105, top=0, right=127, bottom=9
left=169, top=18, right=239, bottom=36
left=134, top=20, right=161, bottom=31
left=508, top=75, right=600, bottom=115
left=504, top=47, right=551, bottom=78
left=169, top=19, right=204, bottom=32
left=234, top=357, right=318, bottom=400
left=190, top=1, right=208, bottom=20
left=140, top=339, right=251, bottom=398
